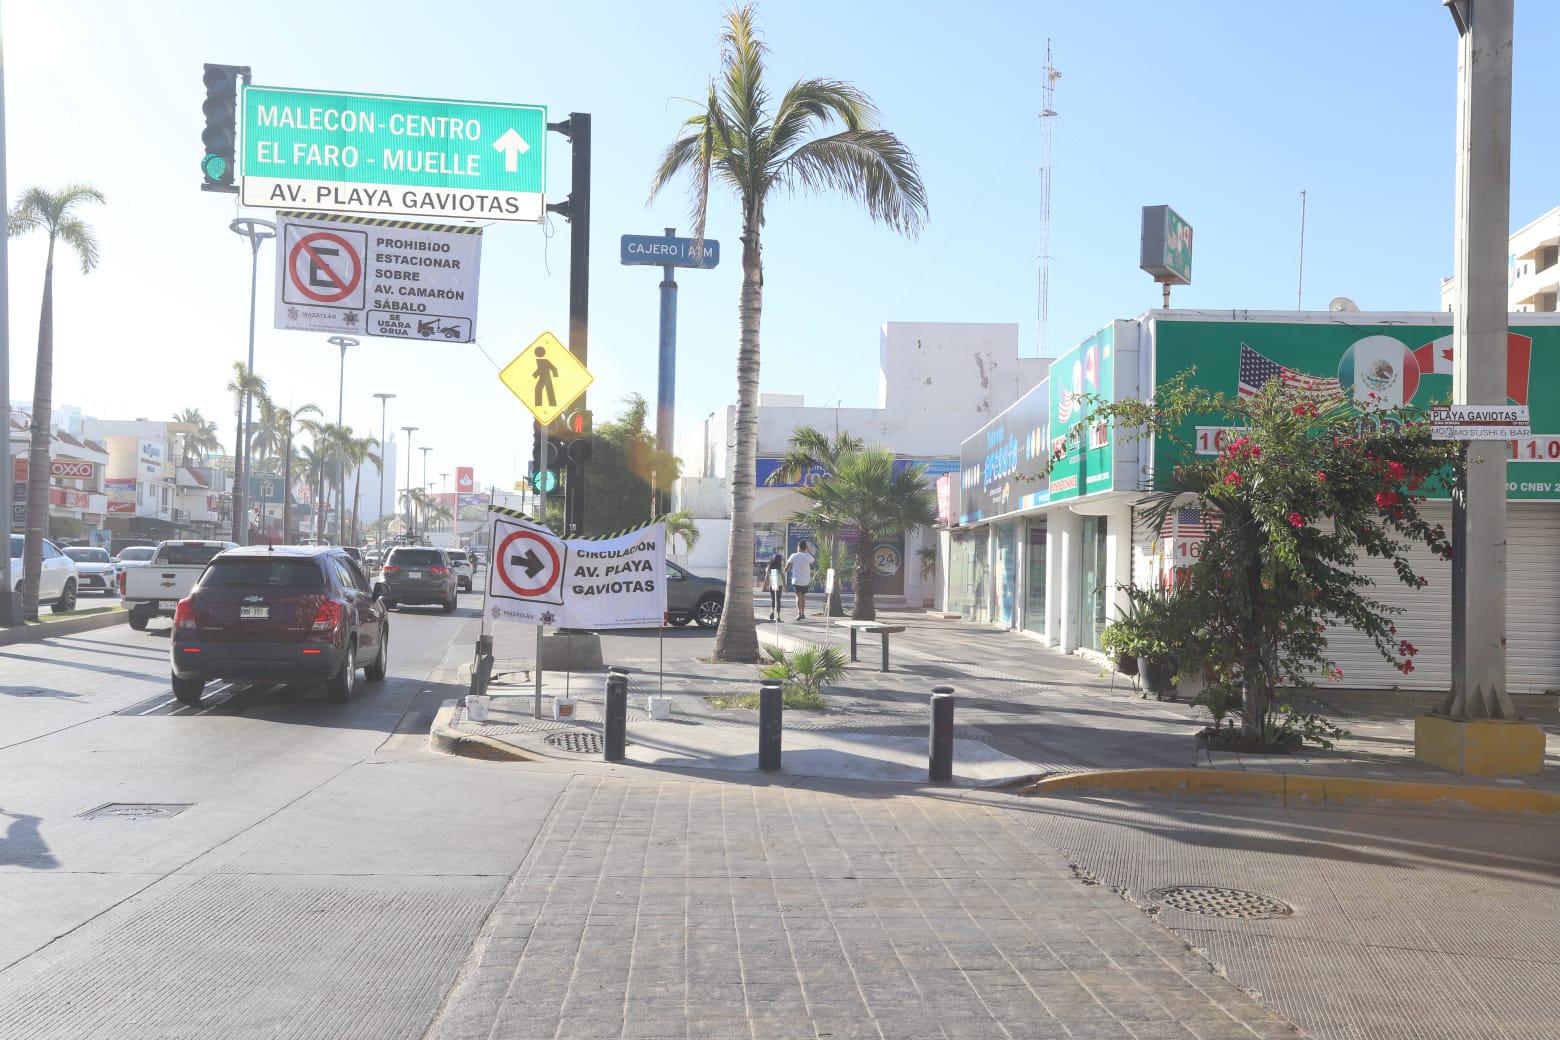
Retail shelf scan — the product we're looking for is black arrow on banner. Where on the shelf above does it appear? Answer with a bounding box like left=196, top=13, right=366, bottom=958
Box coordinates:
left=510, top=548, right=545, bottom=579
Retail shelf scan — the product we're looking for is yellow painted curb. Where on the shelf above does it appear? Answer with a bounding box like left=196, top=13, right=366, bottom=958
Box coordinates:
left=1021, top=768, right=1560, bottom=817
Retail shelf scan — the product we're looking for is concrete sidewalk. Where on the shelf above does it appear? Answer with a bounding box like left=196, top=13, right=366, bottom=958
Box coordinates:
left=451, top=613, right=1559, bottom=801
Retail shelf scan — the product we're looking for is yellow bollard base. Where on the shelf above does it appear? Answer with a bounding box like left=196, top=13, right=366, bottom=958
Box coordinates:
left=1414, top=714, right=1546, bottom=777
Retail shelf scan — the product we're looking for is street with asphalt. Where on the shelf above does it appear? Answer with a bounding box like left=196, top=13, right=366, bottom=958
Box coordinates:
left=0, top=596, right=1557, bottom=1039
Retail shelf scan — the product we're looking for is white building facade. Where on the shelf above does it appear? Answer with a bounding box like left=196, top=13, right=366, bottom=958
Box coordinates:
left=1441, top=204, right=1560, bottom=313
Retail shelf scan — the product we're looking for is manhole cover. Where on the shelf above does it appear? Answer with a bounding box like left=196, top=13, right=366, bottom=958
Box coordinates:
left=544, top=731, right=614, bottom=755
left=1150, top=885, right=1293, bottom=919
left=79, top=803, right=192, bottom=821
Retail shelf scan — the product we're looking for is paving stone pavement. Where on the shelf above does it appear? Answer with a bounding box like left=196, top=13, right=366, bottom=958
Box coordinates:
left=427, top=775, right=1300, bottom=1040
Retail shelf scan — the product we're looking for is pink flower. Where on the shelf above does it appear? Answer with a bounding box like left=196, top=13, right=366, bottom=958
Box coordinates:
left=1399, top=640, right=1418, bottom=657
left=1315, top=471, right=1327, bottom=483
left=1376, top=491, right=1400, bottom=508
left=1387, top=461, right=1406, bottom=481
left=1288, top=512, right=1305, bottom=529
left=1224, top=471, right=1242, bottom=486
left=1294, top=405, right=1308, bottom=416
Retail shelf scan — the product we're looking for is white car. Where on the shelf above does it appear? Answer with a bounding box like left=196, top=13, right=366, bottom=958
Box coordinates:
left=113, top=544, right=157, bottom=580
left=63, top=546, right=118, bottom=596
left=446, top=549, right=475, bottom=592
left=8, top=534, right=80, bottom=611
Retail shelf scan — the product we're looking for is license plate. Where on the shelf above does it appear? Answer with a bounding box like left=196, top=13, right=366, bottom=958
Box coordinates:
left=158, top=600, right=178, bottom=611
left=240, top=605, right=270, bottom=619
left=407, top=571, right=422, bottom=579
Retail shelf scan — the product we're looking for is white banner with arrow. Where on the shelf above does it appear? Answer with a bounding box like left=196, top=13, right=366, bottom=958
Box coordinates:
left=482, top=508, right=666, bottom=630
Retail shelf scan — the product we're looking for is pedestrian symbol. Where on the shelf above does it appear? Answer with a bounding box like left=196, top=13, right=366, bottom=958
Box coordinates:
left=499, top=331, right=593, bottom=425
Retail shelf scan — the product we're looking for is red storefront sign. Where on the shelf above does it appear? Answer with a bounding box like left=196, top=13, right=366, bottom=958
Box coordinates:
left=108, top=501, right=136, bottom=513
left=48, top=487, right=92, bottom=509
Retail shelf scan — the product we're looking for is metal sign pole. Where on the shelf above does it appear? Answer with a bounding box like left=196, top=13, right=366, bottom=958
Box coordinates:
left=657, top=227, right=679, bottom=457
left=534, top=417, right=545, bottom=719
left=0, top=20, right=18, bottom=625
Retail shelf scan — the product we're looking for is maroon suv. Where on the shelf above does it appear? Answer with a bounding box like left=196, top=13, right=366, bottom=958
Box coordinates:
left=170, top=546, right=388, bottom=706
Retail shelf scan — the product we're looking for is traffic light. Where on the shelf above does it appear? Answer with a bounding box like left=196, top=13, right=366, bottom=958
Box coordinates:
left=201, top=63, right=249, bottom=194
left=528, top=436, right=567, bottom=494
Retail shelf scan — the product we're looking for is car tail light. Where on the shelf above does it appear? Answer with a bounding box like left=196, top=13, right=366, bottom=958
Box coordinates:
left=382, top=565, right=399, bottom=573
left=431, top=566, right=449, bottom=575
left=310, top=599, right=344, bottom=635
left=174, top=598, right=197, bottom=632
left=118, top=570, right=126, bottom=595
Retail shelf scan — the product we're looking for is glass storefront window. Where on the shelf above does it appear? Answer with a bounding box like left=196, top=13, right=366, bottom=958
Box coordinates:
left=971, top=528, right=990, bottom=624
left=994, top=523, right=1018, bottom=627
left=1024, top=521, right=1046, bottom=635
left=1079, top=516, right=1108, bottom=650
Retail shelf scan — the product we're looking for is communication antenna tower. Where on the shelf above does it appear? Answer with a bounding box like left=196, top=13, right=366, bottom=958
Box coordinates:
left=1037, top=42, right=1061, bottom=357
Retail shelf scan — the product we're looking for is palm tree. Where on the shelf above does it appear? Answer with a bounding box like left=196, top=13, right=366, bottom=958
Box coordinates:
left=791, top=446, right=935, bottom=621
left=297, top=440, right=329, bottom=540
left=344, top=434, right=381, bottom=546
left=7, top=185, right=104, bottom=618
left=767, top=427, right=864, bottom=617
left=649, top=5, right=927, bottom=660
left=271, top=404, right=319, bottom=541
left=664, top=509, right=702, bottom=556
left=225, top=362, right=266, bottom=542
left=171, top=408, right=220, bottom=467
left=299, top=419, right=350, bottom=542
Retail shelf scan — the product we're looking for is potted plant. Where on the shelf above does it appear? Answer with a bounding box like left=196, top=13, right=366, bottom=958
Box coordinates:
left=1121, top=587, right=1183, bottom=699
left=1099, top=614, right=1143, bottom=677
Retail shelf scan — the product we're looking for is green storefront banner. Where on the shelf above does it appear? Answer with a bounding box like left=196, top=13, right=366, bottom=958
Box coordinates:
left=1149, top=318, right=1560, bottom=500
left=1048, top=324, right=1116, bottom=501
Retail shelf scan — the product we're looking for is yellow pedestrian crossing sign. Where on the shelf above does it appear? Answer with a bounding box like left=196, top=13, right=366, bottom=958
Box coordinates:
left=500, top=331, right=593, bottom=425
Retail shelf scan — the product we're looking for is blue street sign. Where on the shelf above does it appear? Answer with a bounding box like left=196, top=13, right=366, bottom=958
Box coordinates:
left=620, top=233, right=719, bottom=269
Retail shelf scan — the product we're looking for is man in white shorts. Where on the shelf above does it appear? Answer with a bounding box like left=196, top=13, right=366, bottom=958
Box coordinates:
left=786, top=540, right=816, bottom=621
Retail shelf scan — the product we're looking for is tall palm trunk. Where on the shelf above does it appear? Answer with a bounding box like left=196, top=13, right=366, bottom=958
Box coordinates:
left=282, top=430, right=292, bottom=542
left=851, top=528, right=877, bottom=621
left=713, top=220, right=764, bottom=662
left=351, top=466, right=363, bottom=546
left=231, top=397, right=244, bottom=543
left=20, top=241, right=56, bottom=619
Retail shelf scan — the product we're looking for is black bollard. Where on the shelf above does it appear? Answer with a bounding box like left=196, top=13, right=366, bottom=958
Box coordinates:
left=758, top=679, right=783, bottom=772
left=929, top=686, right=955, bottom=783
left=604, top=667, right=629, bottom=762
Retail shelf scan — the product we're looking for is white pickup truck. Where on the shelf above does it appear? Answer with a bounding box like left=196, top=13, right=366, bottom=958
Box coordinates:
left=122, top=540, right=235, bottom=630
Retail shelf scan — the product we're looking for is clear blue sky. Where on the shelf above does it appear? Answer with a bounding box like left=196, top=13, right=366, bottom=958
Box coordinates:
left=6, top=1, right=1559, bottom=491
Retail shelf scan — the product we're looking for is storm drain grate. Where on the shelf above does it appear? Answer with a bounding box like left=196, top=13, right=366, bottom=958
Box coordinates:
left=544, top=731, right=619, bottom=755
left=79, top=802, right=192, bottom=821
left=1150, top=885, right=1293, bottom=919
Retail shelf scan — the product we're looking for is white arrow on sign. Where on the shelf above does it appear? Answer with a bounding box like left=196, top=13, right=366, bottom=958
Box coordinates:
left=493, top=128, right=530, bottom=173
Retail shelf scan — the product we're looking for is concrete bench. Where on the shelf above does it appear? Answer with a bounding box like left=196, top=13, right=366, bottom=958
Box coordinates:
left=837, top=620, right=908, bottom=672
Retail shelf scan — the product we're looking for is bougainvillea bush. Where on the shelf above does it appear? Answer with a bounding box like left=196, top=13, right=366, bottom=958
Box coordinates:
left=1063, top=373, right=1460, bottom=745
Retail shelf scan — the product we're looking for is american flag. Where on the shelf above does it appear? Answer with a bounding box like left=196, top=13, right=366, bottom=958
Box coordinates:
left=1238, top=343, right=1342, bottom=400
left=1160, top=508, right=1221, bottom=540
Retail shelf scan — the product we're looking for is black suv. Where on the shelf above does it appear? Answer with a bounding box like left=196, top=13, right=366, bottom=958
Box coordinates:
left=380, top=546, right=459, bottom=612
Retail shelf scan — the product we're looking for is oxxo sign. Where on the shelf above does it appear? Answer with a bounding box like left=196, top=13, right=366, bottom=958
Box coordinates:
left=51, top=460, right=93, bottom=479
left=241, top=86, right=547, bottom=223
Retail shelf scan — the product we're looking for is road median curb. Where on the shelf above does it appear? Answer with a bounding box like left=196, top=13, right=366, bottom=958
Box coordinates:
left=427, top=698, right=531, bottom=762
left=1021, top=767, right=1560, bottom=816
left=0, top=609, right=127, bottom=646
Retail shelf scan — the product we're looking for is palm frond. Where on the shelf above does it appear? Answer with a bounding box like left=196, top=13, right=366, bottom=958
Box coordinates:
left=56, top=217, right=101, bottom=273
left=719, top=3, right=769, bottom=137
left=776, top=130, right=928, bottom=236
left=768, top=78, right=876, bottom=155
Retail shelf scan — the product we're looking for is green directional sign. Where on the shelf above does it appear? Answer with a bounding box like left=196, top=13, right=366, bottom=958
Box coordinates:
left=241, top=85, right=546, bottom=223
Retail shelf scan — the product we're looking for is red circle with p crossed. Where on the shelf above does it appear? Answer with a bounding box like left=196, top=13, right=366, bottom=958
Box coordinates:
left=288, top=231, right=362, bottom=304
left=497, top=529, right=561, bottom=598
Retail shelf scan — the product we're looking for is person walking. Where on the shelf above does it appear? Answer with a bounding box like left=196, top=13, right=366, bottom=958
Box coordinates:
left=765, top=550, right=785, bottom=621
left=786, top=540, right=816, bottom=621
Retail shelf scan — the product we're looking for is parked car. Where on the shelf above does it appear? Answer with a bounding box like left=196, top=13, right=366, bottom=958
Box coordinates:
left=121, top=540, right=236, bottom=630
left=8, top=534, right=80, bottom=611
left=63, top=546, right=117, bottom=596
left=170, top=545, right=388, bottom=706
left=471, top=550, right=487, bottom=568
left=379, top=545, right=458, bottom=612
left=113, top=544, right=157, bottom=577
left=339, top=546, right=363, bottom=564
left=665, top=561, right=725, bottom=629
left=446, top=549, right=475, bottom=592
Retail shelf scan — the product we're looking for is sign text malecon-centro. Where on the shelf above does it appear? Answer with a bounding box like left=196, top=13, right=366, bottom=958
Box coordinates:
left=242, top=86, right=546, bottom=223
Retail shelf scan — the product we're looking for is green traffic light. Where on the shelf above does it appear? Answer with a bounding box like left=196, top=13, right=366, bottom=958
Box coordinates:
left=201, top=154, right=228, bottom=180
left=530, top=470, right=558, bottom=493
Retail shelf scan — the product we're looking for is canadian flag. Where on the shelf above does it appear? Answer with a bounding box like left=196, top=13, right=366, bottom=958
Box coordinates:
left=1412, top=332, right=1533, bottom=404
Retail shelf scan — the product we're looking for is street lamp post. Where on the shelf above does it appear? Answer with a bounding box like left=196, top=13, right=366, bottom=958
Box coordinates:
left=420, top=447, right=433, bottom=533
left=0, top=25, right=18, bottom=624
left=400, top=426, right=418, bottom=538
left=327, top=335, right=357, bottom=543
left=373, top=393, right=395, bottom=546
left=229, top=217, right=275, bottom=545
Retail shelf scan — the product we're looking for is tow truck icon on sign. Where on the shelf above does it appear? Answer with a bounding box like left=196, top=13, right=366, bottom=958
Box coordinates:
left=417, top=319, right=464, bottom=339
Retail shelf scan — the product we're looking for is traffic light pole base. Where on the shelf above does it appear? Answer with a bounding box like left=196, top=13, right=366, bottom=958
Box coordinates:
left=1414, top=714, right=1545, bottom=776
